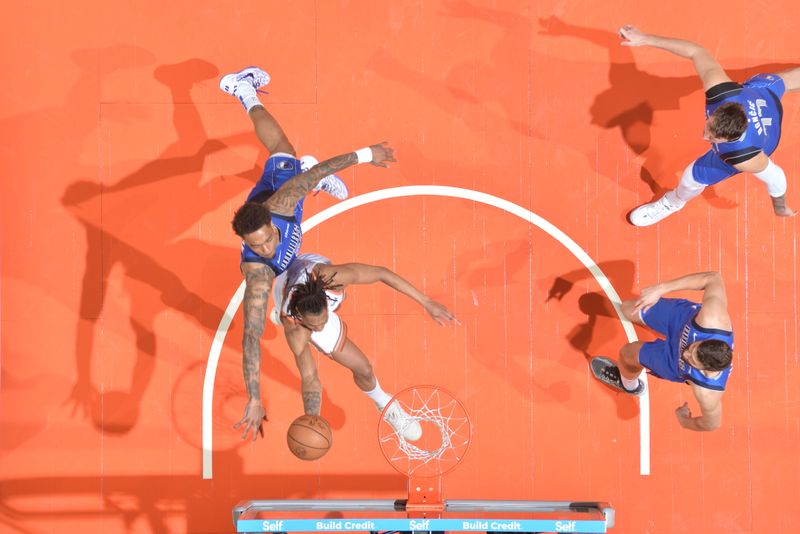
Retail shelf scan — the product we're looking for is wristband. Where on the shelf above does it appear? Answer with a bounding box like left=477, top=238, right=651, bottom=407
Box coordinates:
left=355, top=147, right=373, bottom=164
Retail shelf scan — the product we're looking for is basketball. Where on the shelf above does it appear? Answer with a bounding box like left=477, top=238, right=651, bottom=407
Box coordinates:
left=287, top=414, right=332, bottom=460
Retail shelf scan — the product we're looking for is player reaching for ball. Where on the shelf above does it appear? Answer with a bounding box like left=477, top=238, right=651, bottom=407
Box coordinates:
left=219, top=67, right=396, bottom=441
left=591, top=271, right=733, bottom=431
left=272, top=253, right=458, bottom=442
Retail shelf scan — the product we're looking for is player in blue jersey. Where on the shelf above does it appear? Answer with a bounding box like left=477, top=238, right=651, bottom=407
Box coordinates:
left=591, top=271, right=733, bottom=432
left=219, top=67, right=396, bottom=440
left=618, top=25, right=799, bottom=226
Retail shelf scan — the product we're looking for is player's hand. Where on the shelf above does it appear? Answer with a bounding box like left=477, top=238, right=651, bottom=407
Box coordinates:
left=368, top=142, right=397, bottom=168
left=423, top=298, right=459, bottom=326
left=774, top=205, right=798, bottom=217
left=619, top=24, right=648, bottom=47
left=675, top=402, right=692, bottom=427
left=632, top=283, right=664, bottom=314
left=234, top=399, right=268, bottom=441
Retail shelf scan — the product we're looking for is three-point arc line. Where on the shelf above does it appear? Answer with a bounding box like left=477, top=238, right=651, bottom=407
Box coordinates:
left=201, top=185, right=650, bottom=478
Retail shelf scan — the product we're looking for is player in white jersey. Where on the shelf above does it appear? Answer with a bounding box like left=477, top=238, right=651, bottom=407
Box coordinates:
left=271, top=253, right=457, bottom=440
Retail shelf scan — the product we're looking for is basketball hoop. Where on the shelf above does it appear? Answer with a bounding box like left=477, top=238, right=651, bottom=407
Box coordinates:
left=378, top=385, right=472, bottom=513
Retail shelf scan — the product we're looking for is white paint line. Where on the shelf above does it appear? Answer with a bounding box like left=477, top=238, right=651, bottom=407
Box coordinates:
left=202, top=186, right=649, bottom=478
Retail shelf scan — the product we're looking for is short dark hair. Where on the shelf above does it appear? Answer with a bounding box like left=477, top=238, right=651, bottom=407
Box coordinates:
left=288, top=271, right=342, bottom=318
left=696, top=339, right=733, bottom=371
left=232, top=202, right=271, bottom=237
left=709, top=102, right=748, bottom=141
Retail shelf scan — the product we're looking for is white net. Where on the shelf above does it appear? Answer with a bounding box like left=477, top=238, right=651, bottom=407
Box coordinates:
left=378, top=386, right=471, bottom=478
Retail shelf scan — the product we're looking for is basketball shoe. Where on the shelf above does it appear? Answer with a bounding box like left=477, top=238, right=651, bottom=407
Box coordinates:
left=628, top=193, right=685, bottom=227
left=300, top=155, right=349, bottom=200
left=590, top=356, right=647, bottom=397
left=219, top=66, right=270, bottom=96
left=382, top=403, right=423, bottom=441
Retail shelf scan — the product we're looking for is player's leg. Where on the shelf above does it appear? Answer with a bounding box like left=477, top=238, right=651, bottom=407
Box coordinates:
left=619, top=299, right=646, bottom=326
left=329, top=338, right=380, bottom=394
left=219, top=67, right=295, bottom=156
left=590, top=341, right=647, bottom=396
left=328, top=335, right=422, bottom=441
left=628, top=163, right=706, bottom=226
left=618, top=341, right=646, bottom=380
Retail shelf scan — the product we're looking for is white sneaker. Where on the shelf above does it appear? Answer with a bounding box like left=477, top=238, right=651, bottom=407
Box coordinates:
left=300, top=155, right=349, bottom=200
left=219, top=66, right=270, bottom=96
left=382, top=403, right=422, bottom=441
left=628, top=194, right=685, bottom=227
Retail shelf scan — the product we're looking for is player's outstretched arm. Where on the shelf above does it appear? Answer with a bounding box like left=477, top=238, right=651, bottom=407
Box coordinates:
left=234, top=262, right=275, bottom=441
left=634, top=271, right=729, bottom=322
left=676, top=386, right=723, bottom=431
left=618, top=24, right=731, bottom=90
left=266, top=142, right=397, bottom=216
left=320, top=263, right=458, bottom=326
left=282, top=323, right=322, bottom=415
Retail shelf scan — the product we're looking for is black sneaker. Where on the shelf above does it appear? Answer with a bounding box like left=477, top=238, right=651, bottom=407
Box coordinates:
left=590, top=356, right=646, bottom=397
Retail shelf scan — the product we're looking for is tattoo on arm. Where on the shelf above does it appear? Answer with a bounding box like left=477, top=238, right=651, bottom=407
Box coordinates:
left=242, top=265, right=274, bottom=400
left=302, top=390, right=322, bottom=415
left=267, top=152, right=358, bottom=214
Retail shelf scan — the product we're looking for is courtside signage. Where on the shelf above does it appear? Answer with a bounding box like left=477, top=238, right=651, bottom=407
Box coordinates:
left=237, top=518, right=607, bottom=532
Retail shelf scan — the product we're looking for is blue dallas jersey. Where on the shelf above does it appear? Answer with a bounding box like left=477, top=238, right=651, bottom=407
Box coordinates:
left=239, top=155, right=306, bottom=276
left=704, top=75, right=784, bottom=166
left=676, top=314, right=734, bottom=391
left=240, top=212, right=302, bottom=276
left=639, top=298, right=733, bottom=391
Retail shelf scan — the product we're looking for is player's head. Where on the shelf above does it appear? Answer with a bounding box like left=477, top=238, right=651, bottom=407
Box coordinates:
left=683, top=339, right=732, bottom=372
left=232, top=202, right=278, bottom=259
left=288, top=272, right=342, bottom=332
left=704, top=102, right=748, bottom=143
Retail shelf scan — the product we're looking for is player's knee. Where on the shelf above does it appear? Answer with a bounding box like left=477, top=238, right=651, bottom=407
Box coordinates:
left=619, top=342, right=642, bottom=368
left=353, top=361, right=375, bottom=383
left=620, top=300, right=640, bottom=323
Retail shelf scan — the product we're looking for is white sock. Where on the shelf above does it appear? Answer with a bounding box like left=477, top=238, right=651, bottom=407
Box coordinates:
left=621, top=375, right=640, bottom=392
left=364, top=378, right=393, bottom=409
left=234, top=82, right=262, bottom=113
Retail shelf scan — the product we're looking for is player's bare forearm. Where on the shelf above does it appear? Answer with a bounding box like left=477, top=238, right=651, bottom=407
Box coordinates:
left=380, top=268, right=428, bottom=305
left=242, top=264, right=274, bottom=401
left=771, top=194, right=797, bottom=217
left=268, top=152, right=358, bottom=214
left=302, top=389, right=322, bottom=416
left=642, top=35, right=703, bottom=59
left=660, top=271, right=722, bottom=293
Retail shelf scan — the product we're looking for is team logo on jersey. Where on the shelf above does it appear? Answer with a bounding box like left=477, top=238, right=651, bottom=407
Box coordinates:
left=747, top=98, right=772, bottom=136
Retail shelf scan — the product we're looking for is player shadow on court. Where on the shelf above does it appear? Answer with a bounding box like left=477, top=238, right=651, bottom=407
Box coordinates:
left=0, top=450, right=405, bottom=533
left=538, top=17, right=796, bottom=211
left=545, top=260, right=641, bottom=419
left=366, top=1, right=544, bottom=150
left=61, top=55, right=348, bottom=436
left=450, top=237, right=572, bottom=403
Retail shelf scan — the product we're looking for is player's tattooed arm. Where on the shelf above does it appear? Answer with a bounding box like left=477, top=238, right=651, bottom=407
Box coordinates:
left=266, top=142, right=397, bottom=216
left=242, top=263, right=275, bottom=400
left=302, top=390, right=322, bottom=416
left=283, top=321, right=322, bottom=415
left=234, top=262, right=275, bottom=440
